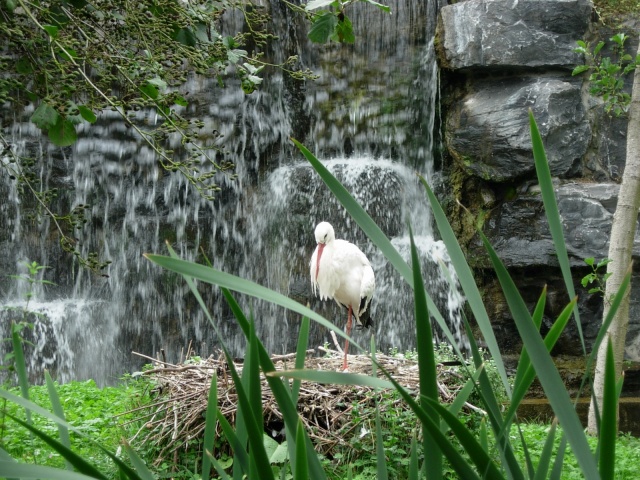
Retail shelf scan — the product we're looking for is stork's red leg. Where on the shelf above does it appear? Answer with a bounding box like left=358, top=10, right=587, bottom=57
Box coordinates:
left=343, top=306, right=353, bottom=370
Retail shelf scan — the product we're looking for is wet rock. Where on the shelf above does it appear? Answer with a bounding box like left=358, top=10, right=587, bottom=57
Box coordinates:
left=478, top=182, right=628, bottom=267
left=436, top=0, right=591, bottom=71
left=446, top=76, right=590, bottom=182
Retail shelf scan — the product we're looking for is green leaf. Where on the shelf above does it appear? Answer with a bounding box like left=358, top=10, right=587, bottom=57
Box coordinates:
left=201, top=374, right=218, bottom=480
left=308, top=12, right=338, bottom=44
left=598, top=339, right=618, bottom=479
left=45, top=371, right=72, bottom=471
left=530, top=110, right=584, bottom=353
left=174, top=95, right=188, bottom=107
left=375, top=405, right=389, bottom=480
left=31, top=103, right=59, bottom=130
left=0, top=462, right=98, bottom=479
left=5, top=0, right=16, bottom=12
left=48, top=117, right=78, bottom=147
left=4, top=413, right=108, bottom=479
left=572, top=65, right=590, bottom=76
left=78, top=105, right=97, bottom=123
left=174, top=26, right=197, bottom=47
left=361, top=0, right=392, bottom=13
left=534, top=419, right=558, bottom=480
left=43, top=24, right=59, bottom=39
left=295, top=420, right=308, bottom=480
left=16, top=57, right=33, bottom=74
left=305, top=0, right=336, bottom=10
left=419, top=175, right=511, bottom=395
left=594, top=41, right=605, bottom=56
left=409, top=226, right=442, bottom=478
left=480, top=231, right=599, bottom=478
left=331, top=14, right=355, bottom=43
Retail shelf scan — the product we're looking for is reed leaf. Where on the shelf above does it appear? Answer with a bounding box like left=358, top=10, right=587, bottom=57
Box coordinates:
left=201, top=373, right=219, bottom=480
left=409, top=225, right=442, bottom=478
left=5, top=413, right=108, bottom=479
left=529, top=110, right=585, bottom=353
left=0, top=462, right=100, bottom=479
left=11, top=324, right=31, bottom=426
left=408, top=434, right=419, bottom=480
left=504, top=297, right=576, bottom=429
left=219, top=290, right=327, bottom=480
left=145, top=254, right=362, bottom=354
left=418, top=175, right=511, bottom=394
left=45, top=370, right=72, bottom=471
left=480, top=230, right=599, bottom=478
left=375, top=405, right=389, bottom=480
left=534, top=419, right=558, bottom=480
left=598, top=338, right=617, bottom=479
left=295, top=419, right=309, bottom=480
left=122, top=442, right=156, bottom=480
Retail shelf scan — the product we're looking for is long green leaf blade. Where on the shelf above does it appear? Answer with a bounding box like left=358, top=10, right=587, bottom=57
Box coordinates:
left=418, top=175, right=510, bottom=395
left=45, top=370, right=72, bottom=471
left=375, top=405, right=389, bottom=480
left=529, top=110, right=585, bottom=353
left=480, top=230, right=599, bottom=478
left=409, top=226, right=442, bottom=478
left=145, top=255, right=361, bottom=352
left=598, top=338, right=617, bottom=478
left=201, top=374, right=219, bottom=480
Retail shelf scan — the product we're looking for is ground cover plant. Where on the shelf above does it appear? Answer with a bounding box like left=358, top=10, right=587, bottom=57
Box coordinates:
left=0, top=113, right=635, bottom=478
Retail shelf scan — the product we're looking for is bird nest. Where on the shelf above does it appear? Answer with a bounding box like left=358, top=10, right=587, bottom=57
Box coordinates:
left=121, top=347, right=482, bottom=465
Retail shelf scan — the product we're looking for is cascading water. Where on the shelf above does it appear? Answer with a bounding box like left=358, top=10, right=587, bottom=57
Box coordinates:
left=0, top=1, right=466, bottom=386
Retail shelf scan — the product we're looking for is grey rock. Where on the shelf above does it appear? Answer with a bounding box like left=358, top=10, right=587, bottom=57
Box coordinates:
left=447, top=77, right=590, bottom=181
left=436, top=0, right=592, bottom=70
left=479, top=182, right=633, bottom=267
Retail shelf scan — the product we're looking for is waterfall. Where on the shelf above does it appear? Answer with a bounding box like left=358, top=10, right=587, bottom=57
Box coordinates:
left=0, top=1, right=465, bottom=386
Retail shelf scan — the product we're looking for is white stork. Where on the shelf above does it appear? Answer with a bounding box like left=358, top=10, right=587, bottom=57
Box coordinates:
left=310, top=221, right=375, bottom=370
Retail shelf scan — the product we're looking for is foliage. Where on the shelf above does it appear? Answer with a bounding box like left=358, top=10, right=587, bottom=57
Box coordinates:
left=0, top=116, right=632, bottom=479
left=0, top=379, right=139, bottom=473
left=303, top=0, right=391, bottom=44
left=573, top=33, right=640, bottom=116
left=0, top=0, right=315, bottom=274
left=581, top=257, right=613, bottom=296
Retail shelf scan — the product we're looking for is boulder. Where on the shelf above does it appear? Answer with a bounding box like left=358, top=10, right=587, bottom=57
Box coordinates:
left=436, top=0, right=592, bottom=70
left=447, top=77, right=591, bottom=182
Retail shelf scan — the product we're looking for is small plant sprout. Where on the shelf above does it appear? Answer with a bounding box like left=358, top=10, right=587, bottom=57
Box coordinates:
left=581, top=257, right=612, bottom=296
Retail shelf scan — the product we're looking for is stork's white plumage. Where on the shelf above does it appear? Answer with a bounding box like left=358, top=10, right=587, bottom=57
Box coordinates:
left=310, top=221, right=375, bottom=370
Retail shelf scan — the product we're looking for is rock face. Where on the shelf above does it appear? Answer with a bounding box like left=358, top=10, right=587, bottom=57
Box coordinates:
left=436, top=0, right=591, bottom=70
left=437, top=0, right=640, bottom=360
left=447, top=76, right=590, bottom=181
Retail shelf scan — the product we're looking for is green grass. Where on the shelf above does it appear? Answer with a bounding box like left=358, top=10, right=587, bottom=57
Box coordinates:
left=0, top=378, right=142, bottom=476
left=513, top=423, right=640, bottom=480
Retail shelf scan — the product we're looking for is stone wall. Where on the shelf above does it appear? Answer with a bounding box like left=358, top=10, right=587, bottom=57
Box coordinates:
left=435, top=0, right=640, bottom=359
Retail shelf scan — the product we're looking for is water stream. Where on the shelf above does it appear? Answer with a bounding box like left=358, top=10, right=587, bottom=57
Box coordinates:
left=0, top=1, right=464, bottom=386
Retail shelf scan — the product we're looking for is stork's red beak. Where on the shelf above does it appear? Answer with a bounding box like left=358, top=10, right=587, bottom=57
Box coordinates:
left=315, top=243, right=325, bottom=280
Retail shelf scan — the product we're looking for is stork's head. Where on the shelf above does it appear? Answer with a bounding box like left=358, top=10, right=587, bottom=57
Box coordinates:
left=313, top=222, right=335, bottom=280
left=314, top=221, right=335, bottom=245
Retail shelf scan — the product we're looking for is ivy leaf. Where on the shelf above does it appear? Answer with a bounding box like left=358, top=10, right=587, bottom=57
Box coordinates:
left=140, top=77, right=166, bottom=100
left=78, top=105, right=97, bottom=123
left=31, top=103, right=59, bottom=130
left=308, top=12, right=338, bottom=44
left=48, top=117, right=78, bottom=147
